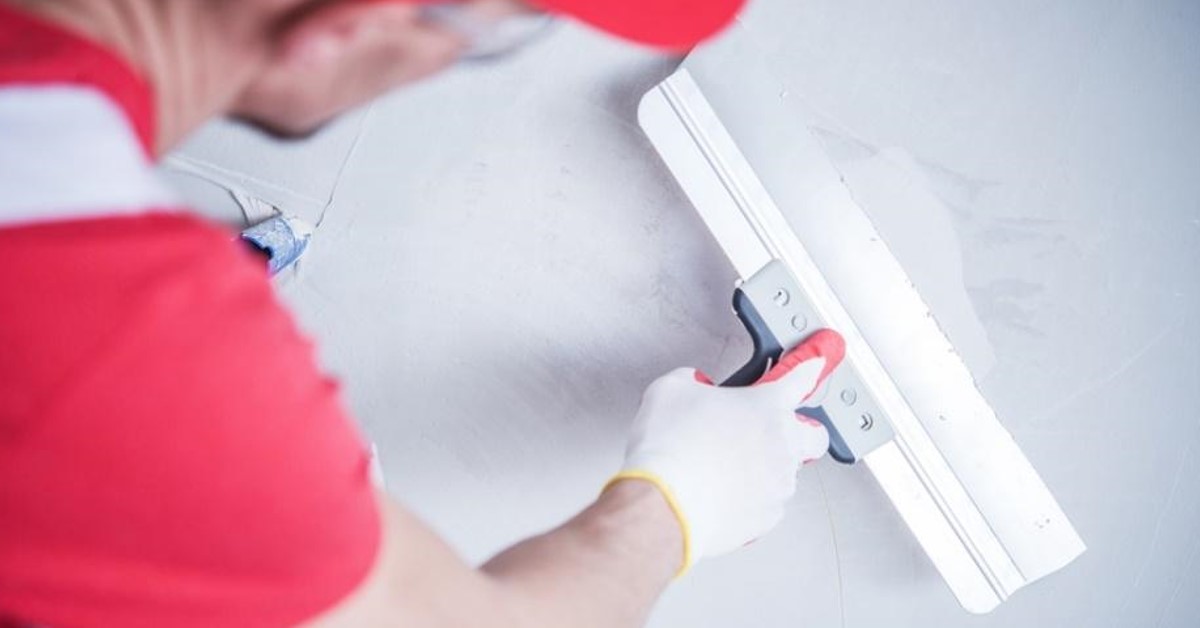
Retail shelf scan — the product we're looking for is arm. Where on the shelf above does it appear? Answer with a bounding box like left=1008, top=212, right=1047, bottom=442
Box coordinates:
left=310, top=482, right=678, bottom=628
left=312, top=331, right=845, bottom=628
left=482, top=480, right=680, bottom=626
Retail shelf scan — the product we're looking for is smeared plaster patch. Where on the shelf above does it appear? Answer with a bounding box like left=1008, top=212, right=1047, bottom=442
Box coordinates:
left=161, top=158, right=317, bottom=282
left=163, top=154, right=324, bottom=223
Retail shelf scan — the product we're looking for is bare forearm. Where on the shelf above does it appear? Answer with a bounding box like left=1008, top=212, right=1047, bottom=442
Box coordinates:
left=482, top=480, right=682, bottom=628
left=309, top=483, right=681, bottom=628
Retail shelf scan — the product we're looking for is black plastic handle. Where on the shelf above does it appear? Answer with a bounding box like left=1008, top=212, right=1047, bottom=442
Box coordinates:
left=721, top=288, right=784, bottom=387
left=795, top=406, right=855, bottom=464
left=721, top=288, right=855, bottom=463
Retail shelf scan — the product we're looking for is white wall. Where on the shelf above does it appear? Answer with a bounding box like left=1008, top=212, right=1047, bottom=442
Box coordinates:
left=170, top=2, right=1200, bottom=626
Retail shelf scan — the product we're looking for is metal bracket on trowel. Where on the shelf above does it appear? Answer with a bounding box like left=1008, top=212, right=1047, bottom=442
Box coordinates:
left=726, top=260, right=894, bottom=463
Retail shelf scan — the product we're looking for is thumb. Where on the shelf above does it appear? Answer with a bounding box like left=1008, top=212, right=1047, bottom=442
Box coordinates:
left=754, top=329, right=846, bottom=407
left=784, top=415, right=832, bottom=464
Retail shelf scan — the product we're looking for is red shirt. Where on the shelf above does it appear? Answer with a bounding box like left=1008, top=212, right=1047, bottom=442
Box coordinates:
left=0, top=6, right=381, bottom=627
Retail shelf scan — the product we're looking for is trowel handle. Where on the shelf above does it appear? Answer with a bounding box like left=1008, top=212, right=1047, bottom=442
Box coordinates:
left=722, top=288, right=855, bottom=463
left=721, top=288, right=784, bottom=386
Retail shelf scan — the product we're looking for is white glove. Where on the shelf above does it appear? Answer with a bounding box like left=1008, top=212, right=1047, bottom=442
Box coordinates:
left=611, top=330, right=844, bottom=575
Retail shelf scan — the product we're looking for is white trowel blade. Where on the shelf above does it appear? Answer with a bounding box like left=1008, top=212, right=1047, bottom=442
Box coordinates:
left=638, top=67, right=1084, bottom=613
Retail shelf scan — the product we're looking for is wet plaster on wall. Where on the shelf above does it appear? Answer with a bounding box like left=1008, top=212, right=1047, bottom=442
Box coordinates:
left=169, top=2, right=1200, bottom=627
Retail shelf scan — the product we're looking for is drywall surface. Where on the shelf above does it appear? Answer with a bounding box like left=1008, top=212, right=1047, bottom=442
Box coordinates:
left=171, top=2, right=1200, bottom=626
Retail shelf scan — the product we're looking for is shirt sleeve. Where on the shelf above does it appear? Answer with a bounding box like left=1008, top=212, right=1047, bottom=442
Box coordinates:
left=0, top=213, right=382, bottom=628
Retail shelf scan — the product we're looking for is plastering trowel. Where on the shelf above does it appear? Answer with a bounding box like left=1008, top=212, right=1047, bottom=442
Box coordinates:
left=638, top=41, right=1084, bottom=614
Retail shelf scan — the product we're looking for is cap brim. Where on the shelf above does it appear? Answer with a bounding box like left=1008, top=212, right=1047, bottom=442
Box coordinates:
left=531, top=0, right=746, bottom=51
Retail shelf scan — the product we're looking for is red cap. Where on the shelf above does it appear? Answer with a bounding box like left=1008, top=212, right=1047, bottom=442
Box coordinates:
left=530, top=0, right=746, bottom=51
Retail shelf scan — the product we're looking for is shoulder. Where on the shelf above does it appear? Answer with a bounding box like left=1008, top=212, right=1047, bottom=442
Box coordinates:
left=0, top=8, right=381, bottom=626
left=0, top=209, right=382, bottom=628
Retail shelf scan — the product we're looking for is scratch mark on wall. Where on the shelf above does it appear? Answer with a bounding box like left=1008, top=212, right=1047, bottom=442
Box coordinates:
left=1153, top=536, right=1200, bottom=628
left=317, top=103, right=374, bottom=229
left=813, top=467, right=847, bottom=628
left=1029, top=315, right=1185, bottom=425
left=1117, top=381, right=1200, bottom=618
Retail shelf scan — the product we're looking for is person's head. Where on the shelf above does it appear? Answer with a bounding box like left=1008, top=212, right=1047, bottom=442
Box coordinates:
left=231, top=0, right=544, bottom=137
left=19, top=0, right=743, bottom=153
left=234, top=0, right=748, bottom=136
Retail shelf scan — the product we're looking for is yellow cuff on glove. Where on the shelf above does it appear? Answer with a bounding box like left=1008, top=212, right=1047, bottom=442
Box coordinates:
left=604, top=470, right=693, bottom=579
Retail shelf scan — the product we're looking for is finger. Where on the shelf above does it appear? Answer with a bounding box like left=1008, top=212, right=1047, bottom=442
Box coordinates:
left=797, top=414, right=824, bottom=429
left=753, top=329, right=846, bottom=406
left=758, top=329, right=845, bottom=386
left=718, top=505, right=787, bottom=555
left=641, top=367, right=702, bottom=403
left=752, top=356, right=825, bottom=408
left=782, top=414, right=831, bottom=464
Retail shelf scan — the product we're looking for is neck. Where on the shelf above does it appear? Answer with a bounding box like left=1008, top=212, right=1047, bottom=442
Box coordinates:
left=9, top=0, right=273, bottom=156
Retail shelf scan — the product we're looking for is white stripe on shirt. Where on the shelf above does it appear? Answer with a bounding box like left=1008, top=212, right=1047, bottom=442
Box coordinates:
left=0, top=85, right=177, bottom=226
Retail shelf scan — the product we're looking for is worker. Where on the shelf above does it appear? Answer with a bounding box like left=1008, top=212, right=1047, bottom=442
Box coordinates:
left=0, top=1, right=844, bottom=626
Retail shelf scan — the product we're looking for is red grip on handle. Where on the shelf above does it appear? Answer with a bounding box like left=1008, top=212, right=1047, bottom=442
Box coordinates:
left=756, top=328, right=846, bottom=399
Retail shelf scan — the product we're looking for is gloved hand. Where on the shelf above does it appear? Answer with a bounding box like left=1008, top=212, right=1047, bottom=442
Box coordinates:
left=610, top=329, right=845, bottom=575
